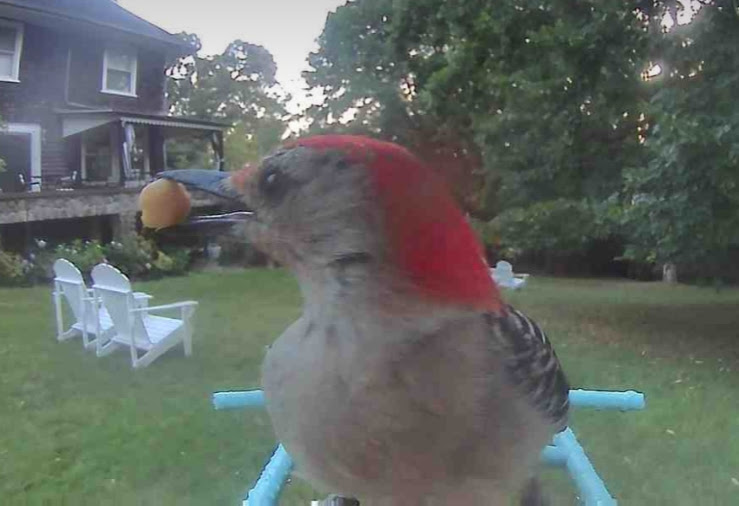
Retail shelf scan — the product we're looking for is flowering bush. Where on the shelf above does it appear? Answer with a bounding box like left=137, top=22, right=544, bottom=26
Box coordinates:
left=104, top=236, right=192, bottom=279
left=0, top=235, right=193, bottom=288
left=103, top=236, right=157, bottom=278
left=155, top=248, right=191, bottom=276
left=53, top=240, right=106, bottom=276
left=0, top=249, right=34, bottom=286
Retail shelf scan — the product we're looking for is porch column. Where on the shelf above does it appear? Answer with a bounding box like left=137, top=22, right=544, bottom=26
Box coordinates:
left=115, top=122, right=126, bottom=186
left=118, top=121, right=135, bottom=186
left=211, top=131, right=225, bottom=171
left=148, top=125, right=165, bottom=175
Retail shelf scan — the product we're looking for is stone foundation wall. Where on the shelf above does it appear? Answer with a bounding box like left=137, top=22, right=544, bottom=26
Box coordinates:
left=110, top=212, right=139, bottom=239
left=0, top=188, right=220, bottom=225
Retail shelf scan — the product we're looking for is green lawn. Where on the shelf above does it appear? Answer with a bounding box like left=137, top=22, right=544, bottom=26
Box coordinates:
left=1, top=270, right=738, bottom=505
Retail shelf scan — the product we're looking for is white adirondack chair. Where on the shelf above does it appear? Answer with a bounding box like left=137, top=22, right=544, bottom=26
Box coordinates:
left=53, top=258, right=113, bottom=349
left=491, top=260, right=529, bottom=290
left=91, top=263, right=198, bottom=368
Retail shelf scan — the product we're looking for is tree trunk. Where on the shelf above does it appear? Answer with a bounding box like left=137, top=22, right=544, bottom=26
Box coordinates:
left=662, top=262, right=678, bottom=283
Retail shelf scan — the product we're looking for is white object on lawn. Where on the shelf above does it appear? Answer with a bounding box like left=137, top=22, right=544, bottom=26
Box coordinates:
left=53, top=259, right=153, bottom=350
left=491, top=260, right=529, bottom=290
left=53, top=258, right=112, bottom=349
left=91, top=263, right=197, bottom=368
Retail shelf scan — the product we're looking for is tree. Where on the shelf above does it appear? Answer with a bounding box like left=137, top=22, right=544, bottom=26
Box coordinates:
left=303, top=0, right=494, bottom=215
left=303, top=0, right=739, bottom=280
left=223, top=117, right=286, bottom=170
left=305, top=1, right=739, bottom=278
left=304, top=0, right=651, bottom=258
left=167, top=34, right=287, bottom=170
left=623, top=1, right=739, bottom=279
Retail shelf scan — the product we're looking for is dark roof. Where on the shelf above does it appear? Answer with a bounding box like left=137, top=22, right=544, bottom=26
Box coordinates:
left=0, top=0, right=187, bottom=50
left=57, top=108, right=231, bottom=131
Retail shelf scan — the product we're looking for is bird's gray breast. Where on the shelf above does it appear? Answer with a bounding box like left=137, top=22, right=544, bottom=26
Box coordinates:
left=261, top=313, right=451, bottom=494
left=260, top=310, right=555, bottom=500
left=261, top=315, right=374, bottom=492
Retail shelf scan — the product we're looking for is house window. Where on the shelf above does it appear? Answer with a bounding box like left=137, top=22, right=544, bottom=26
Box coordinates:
left=102, top=47, right=137, bottom=96
left=0, top=20, right=23, bottom=82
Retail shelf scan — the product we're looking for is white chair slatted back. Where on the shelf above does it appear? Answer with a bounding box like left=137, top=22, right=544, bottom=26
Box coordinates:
left=53, top=258, right=88, bottom=324
left=91, top=264, right=149, bottom=347
left=494, top=260, right=515, bottom=283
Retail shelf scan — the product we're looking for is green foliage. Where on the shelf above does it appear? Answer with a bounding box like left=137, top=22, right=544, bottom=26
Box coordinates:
left=306, top=0, right=739, bottom=280
left=223, top=122, right=258, bottom=170
left=465, top=2, right=649, bottom=209
left=305, top=0, right=649, bottom=213
left=168, top=35, right=284, bottom=126
left=158, top=248, right=192, bottom=276
left=491, top=199, right=598, bottom=258
left=54, top=240, right=106, bottom=276
left=623, top=2, right=739, bottom=271
left=0, top=249, right=32, bottom=286
left=103, top=236, right=191, bottom=279
left=104, top=237, right=156, bottom=278
left=166, top=34, right=287, bottom=169
left=223, top=118, right=284, bottom=170
left=303, top=0, right=495, bottom=215
left=3, top=237, right=194, bottom=287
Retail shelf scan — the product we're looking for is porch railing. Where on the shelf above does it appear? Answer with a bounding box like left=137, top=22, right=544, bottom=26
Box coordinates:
left=0, top=172, right=152, bottom=194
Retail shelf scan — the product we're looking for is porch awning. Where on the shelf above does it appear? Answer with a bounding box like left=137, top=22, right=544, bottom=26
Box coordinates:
left=58, top=109, right=229, bottom=138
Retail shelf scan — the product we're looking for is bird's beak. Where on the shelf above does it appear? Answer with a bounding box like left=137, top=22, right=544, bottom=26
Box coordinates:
left=156, top=169, right=253, bottom=235
left=158, top=169, right=242, bottom=200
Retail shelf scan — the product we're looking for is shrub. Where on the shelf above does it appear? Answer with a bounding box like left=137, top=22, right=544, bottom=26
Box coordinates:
left=0, top=235, right=193, bottom=288
left=103, top=236, right=156, bottom=278
left=0, top=249, right=33, bottom=287
left=159, top=247, right=192, bottom=275
left=53, top=240, right=106, bottom=277
left=104, top=236, right=192, bottom=279
left=26, top=250, right=55, bottom=283
left=490, top=199, right=608, bottom=259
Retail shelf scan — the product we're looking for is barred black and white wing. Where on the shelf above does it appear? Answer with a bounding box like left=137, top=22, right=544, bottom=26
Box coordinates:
left=485, top=305, right=570, bottom=431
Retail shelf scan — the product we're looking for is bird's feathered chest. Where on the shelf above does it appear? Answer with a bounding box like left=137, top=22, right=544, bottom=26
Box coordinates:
left=261, top=311, right=491, bottom=492
left=259, top=303, right=568, bottom=498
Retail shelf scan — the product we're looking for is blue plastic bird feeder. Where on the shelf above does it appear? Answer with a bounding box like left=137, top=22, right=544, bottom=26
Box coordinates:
left=213, top=388, right=645, bottom=506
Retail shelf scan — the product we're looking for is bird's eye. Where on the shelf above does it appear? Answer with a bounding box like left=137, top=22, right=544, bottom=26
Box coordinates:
left=259, top=167, right=288, bottom=203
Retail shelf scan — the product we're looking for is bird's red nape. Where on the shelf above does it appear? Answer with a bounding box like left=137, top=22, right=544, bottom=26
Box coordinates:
left=289, top=135, right=503, bottom=313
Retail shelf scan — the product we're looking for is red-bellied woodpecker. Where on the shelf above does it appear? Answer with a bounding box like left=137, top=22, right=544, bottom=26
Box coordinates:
left=156, top=135, right=570, bottom=505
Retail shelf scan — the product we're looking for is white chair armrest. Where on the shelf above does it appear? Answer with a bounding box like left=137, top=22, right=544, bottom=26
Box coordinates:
left=133, top=292, right=154, bottom=300
left=130, top=301, right=198, bottom=313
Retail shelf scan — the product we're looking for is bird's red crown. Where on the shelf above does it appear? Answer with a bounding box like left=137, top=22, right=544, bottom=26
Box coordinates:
left=290, top=135, right=503, bottom=313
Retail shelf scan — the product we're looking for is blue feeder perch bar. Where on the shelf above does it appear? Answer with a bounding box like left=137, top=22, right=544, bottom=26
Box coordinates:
left=213, top=388, right=646, bottom=506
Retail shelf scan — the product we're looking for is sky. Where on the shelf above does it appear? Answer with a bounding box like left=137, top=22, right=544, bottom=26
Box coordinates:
left=119, top=0, right=347, bottom=112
